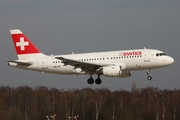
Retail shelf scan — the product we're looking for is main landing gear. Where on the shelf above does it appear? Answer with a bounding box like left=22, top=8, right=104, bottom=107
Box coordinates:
left=87, top=75, right=102, bottom=85
left=146, top=70, right=152, bottom=80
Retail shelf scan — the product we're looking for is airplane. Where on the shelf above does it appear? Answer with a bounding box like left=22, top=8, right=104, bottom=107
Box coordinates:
left=7, top=29, right=174, bottom=84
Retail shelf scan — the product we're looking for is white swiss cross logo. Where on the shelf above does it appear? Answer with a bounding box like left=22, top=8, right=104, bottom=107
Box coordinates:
left=16, top=37, right=29, bottom=51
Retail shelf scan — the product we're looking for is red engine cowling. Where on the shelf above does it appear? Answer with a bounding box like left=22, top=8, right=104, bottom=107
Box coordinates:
left=103, top=66, right=131, bottom=78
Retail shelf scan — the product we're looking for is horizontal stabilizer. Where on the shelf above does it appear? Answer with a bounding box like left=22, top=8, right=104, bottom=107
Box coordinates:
left=7, top=60, right=32, bottom=66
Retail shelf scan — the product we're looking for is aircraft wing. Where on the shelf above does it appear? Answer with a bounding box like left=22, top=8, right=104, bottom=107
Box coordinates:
left=7, top=60, right=32, bottom=66
left=56, top=57, right=114, bottom=72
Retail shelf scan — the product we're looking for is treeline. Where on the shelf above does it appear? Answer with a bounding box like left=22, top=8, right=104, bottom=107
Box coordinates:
left=0, top=85, right=180, bottom=120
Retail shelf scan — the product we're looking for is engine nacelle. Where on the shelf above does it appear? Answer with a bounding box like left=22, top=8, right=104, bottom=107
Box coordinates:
left=103, top=66, right=131, bottom=78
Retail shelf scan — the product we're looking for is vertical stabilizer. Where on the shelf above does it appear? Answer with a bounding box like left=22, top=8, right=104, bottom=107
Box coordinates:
left=10, top=29, right=45, bottom=60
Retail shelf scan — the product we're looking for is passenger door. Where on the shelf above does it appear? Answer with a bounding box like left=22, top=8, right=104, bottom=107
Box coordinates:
left=144, top=50, right=150, bottom=62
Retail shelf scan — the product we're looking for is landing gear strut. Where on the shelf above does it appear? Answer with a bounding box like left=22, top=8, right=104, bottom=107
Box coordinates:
left=146, top=70, right=152, bottom=80
left=87, top=75, right=102, bottom=84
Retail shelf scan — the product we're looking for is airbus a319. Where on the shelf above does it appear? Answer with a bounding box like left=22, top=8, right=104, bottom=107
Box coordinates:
left=8, top=29, right=174, bottom=84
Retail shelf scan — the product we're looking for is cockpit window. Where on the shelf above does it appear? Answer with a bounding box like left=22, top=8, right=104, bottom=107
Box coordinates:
left=156, top=53, right=166, bottom=56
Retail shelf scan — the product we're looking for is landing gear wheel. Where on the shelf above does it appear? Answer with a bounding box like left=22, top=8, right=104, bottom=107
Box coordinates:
left=146, top=70, right=152, bottom=81
left=147, top=76, right=152, bottom=80
left=95, top=78, right=102, bottom=85
left=87, top=77, right=94, bottom=84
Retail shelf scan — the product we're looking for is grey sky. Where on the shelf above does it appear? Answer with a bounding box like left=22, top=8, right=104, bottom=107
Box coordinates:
left=1, top=1, right=179, bottom=91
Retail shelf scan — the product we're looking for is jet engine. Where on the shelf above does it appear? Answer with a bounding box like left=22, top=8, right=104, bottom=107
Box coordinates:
left=102, top=65, right=131, bottom=78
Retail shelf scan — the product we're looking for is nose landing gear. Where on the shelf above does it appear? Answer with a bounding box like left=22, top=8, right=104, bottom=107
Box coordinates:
left=146, top=70, right=152, bottom=80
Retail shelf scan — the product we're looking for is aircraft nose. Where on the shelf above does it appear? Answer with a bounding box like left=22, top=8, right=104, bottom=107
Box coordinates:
left=168, top=57, right=174, bottom=65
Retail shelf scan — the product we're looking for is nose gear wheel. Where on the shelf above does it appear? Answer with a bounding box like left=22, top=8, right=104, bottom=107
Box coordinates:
left=146, top=70, right=152, bottom=81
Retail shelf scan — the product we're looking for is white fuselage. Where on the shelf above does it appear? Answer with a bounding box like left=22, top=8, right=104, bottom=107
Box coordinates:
left=10, top=49, right=174, bottom=75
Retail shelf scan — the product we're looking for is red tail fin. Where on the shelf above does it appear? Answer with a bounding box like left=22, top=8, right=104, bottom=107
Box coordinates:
left=10, top=29, right=41, bottom=55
